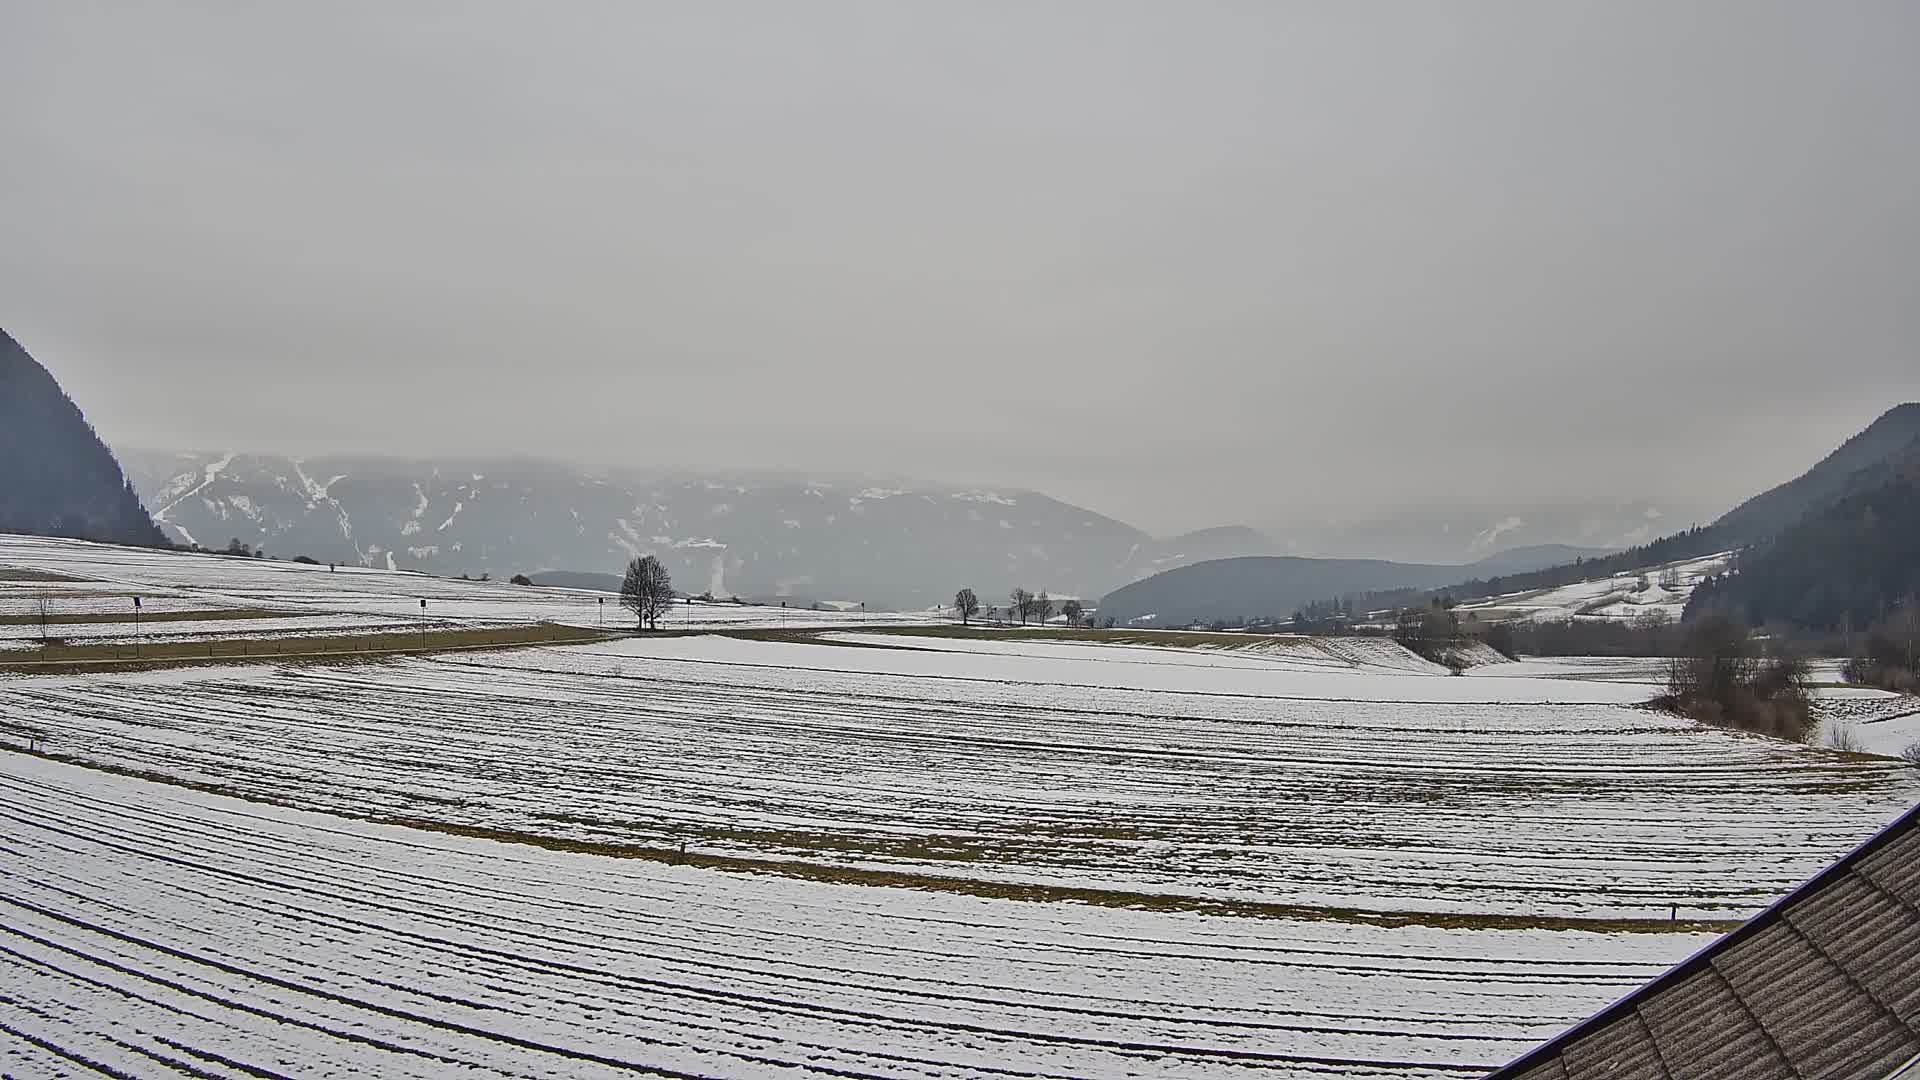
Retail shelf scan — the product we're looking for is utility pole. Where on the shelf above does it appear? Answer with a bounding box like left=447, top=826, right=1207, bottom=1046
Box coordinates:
left=419, top=598, right=428, bottom=649
left=132, top=595, right=142, bottom=658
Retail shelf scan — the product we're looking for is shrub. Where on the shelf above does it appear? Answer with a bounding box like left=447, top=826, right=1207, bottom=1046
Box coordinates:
left=1900, top=742, right=1920, bottom=767
left=1392, top=604, right=1460, bottom=663
left=1653, top=617, right=1812, bottom=742
left=1483, top=622, right=1519, bottom=661
left=1826, top=724, right=1864, bottom=753
left=510, top=574, right=534, bottom=586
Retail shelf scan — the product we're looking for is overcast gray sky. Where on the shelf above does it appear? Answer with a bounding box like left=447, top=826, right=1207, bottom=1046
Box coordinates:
left=4, top=1, right=1917, bottom=533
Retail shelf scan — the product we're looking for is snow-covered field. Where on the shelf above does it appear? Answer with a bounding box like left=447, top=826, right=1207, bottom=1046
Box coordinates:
left=0, top=612, right=432, bottom=651
left=0, top=533, right=942, bottom=636
left=3, top=534, right=1917, bottom=1077
left=1452, top=552, right=1733, bottom=624
left=0, top=753, right=1709, bottom=1079
left=1480, top=655, right=1920, bottom=758
left=6, top=632, right=1914, bottom=924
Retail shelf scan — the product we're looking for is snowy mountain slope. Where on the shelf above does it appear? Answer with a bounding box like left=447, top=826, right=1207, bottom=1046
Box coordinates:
left=120, top=451, right=1186, bottom=609
left=1452, top=551, right=1736, bottom=624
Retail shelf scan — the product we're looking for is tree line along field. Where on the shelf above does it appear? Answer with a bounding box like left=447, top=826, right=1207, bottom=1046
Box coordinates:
left=3, top=533, right=1918, bottom=1077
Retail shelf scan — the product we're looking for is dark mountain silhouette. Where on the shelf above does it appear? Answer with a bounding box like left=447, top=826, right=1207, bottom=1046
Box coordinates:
left=1714, top=403, right=1920, bottom=545
left=1401, top=405, right=1920, bottom=608
left=1101, top=405, right=1920, bottom=625
left=1094, top=544, right=1604, bottom=626
left=1466, top=544, right=1616, bottom=577
left=0, top=329, right=166, bottom=547
left=1095, top=556, right=1460, bottom=625
left=1687, top=435, right=1920, bottom=631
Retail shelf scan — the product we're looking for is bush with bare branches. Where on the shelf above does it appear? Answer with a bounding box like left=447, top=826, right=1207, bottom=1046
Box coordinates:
left=1652, top=616, right=1812, bottom=742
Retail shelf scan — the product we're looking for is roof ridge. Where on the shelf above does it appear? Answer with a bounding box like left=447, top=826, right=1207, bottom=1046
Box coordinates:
left=1486, top=801, right=1920, bottom=1078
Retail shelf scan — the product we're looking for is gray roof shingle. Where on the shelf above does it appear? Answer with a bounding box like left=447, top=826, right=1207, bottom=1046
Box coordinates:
left=1487, top=803, right=1920, bottom=1080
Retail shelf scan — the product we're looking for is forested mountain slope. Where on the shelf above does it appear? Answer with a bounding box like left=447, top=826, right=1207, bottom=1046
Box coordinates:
left=1099, top=404, right=1920, bottom=628
left=1715, top=403, right=1920, bottom=544
left=1398, top=404, right=1920, bottom=609
left=1688, top=441, right=1920, bottom=631
left=0, top=329, right=166, bottom=547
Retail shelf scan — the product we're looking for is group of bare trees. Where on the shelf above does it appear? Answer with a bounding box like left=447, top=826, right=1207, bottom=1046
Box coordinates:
left=1842, top=601, right=1920, bottom=693
left=613, top=558, right=1110, bottom=634
left=953, top=586, right=1085, bottom=627
left=1390, top=601, right=1461, bottom=663
left=1655, top=616, right=1813, bottom=742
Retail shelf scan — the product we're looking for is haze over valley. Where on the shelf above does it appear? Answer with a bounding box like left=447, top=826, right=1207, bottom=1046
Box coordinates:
left=5, top=4, right=1920, bottom=1078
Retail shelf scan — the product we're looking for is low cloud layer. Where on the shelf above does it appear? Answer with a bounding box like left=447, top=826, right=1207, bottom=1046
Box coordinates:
left=5, top=1, right=1916, bottom=532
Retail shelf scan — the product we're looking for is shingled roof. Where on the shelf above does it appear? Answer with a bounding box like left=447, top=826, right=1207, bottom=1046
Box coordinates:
left=1488, top=802, right=1920, bottom=1080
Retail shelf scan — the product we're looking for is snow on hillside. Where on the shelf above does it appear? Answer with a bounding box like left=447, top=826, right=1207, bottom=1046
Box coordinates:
left=0, top=533, right=941, bottom=634
left=117, top=450, right=1183, bottom=609
left=1453, top=552, right=1734, bottom=624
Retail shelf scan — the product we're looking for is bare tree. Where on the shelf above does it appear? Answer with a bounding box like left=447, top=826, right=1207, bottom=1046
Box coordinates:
left=620, top=556, right=675, bottom=631
left=954, top=588, right=980, bottom=625
left=1661, top=616, right=1811, bottom=740
left=1891, top=600, right=1920, bottom=672
left=1009, top=588, right=1033, bottom=626
left=35, top=589, right=51, bottom=644
left=1031, top=591, right=1054, bottom=625
left=1061, top=599, right=1084, bottom=626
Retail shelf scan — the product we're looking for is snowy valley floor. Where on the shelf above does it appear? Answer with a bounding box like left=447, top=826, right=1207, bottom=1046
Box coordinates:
left=3, top=752, right=1705, bottom=1080
left=3, top=542, right=1919, bottom=1077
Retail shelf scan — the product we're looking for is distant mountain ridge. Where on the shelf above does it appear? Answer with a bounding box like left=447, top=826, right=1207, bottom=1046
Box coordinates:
left=120, top=450, right=1262, bottom=609
left=1266, top=502, right=1692, bottom=566
left=122, top=449, right=1666, bottom=611
left=1687, top=430, right=1920, bottom=631
left=1094, top=546, right=1613, bottom=626
left=1438, top=403, right=1920, bottom=607
left=0, top=329, right=165, bottom=548
left=1100, top=404, right=1920, bottom=626
left=1714, top=403, right=1920, bottom=545
left=1466, top=544, right=1617, bottom=577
